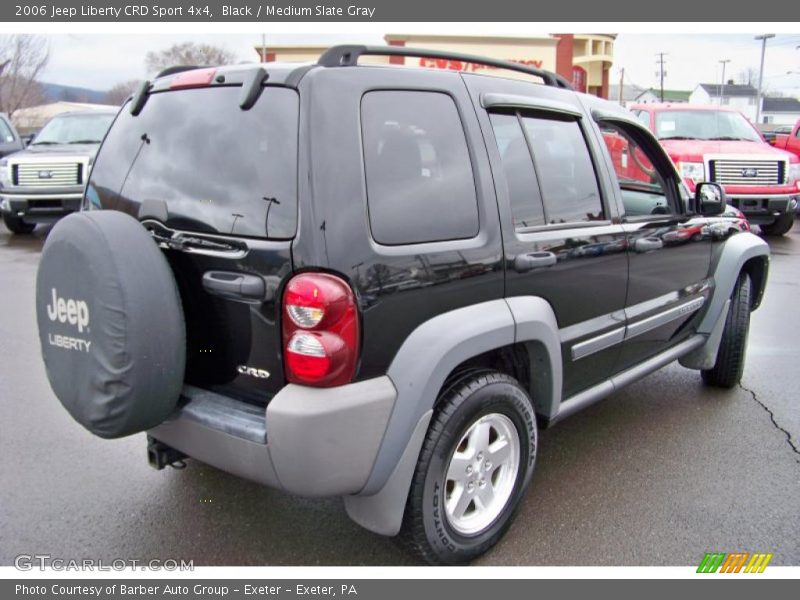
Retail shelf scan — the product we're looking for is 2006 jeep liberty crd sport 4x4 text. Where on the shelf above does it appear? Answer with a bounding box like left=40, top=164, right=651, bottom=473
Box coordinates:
left=35, top=46, right=769, bottom=564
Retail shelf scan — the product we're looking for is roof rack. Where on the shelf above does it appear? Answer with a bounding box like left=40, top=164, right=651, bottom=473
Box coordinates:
left=317, top=45, right=573, bottom=90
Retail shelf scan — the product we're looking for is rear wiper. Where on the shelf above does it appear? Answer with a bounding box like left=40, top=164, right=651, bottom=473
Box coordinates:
left=145, top=222, right=248, bottom=258
left=68, top=139, right=102, bottom=144
left=177, top=235, right=238, bottom=252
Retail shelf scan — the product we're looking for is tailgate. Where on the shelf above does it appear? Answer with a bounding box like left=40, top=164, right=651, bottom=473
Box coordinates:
left=86, top=84, right=299, bottom=404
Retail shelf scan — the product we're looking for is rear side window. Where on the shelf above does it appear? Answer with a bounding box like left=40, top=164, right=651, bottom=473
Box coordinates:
left=87, top=86, right=298, bottom=239
left=489, top=113, right=545, bottom=229
left=520, top=115, right=604, bottom=224
left=361, top=91, right=479, bottom=245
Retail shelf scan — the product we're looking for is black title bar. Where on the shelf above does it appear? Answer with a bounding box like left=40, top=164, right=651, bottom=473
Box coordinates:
left=4, top=0, right=800, bottom=21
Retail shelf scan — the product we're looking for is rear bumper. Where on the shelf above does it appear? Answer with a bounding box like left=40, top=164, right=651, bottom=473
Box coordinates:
left=727, top=194, right=797, bottom=225
left=0, top=191, right=83, bottom=222
left=148, top=377, right=397, bottom=497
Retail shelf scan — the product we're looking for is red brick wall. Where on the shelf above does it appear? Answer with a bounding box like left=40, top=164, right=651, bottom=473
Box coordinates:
left=553, top=34, right=574, bottom=81
left=388, top=39, right=405, bottom=65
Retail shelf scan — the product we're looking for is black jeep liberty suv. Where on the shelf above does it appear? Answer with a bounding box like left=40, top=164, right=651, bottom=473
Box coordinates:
left=36, top=46, right=769, bottom=564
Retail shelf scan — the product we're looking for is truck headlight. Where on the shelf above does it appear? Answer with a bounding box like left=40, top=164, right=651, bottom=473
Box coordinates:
left=679, top=162, right=706, bottom=184
left=788, top=163, right=800, bottom=188
left=0, top=159, right=8, bottom=186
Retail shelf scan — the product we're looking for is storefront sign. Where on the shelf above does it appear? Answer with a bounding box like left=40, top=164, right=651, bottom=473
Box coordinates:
left=419, top=57, right=544, bottom=72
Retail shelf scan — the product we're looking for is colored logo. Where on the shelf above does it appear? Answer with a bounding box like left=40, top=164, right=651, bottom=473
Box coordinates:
left=697, top=552, right=773, bottom=573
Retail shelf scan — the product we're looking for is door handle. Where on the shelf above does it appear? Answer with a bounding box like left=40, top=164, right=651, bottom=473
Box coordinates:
left=202, top=271, right=267, bottom=302
left=634, top=237, right=663, bottom=253
left=514, top=251, right=557, bottom=273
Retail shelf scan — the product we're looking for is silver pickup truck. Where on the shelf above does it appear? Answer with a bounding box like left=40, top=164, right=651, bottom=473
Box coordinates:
left=0, top=109, right=116, bottom=234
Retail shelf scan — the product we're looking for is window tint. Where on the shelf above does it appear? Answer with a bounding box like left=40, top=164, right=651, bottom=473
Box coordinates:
left=361, top=91, right=479, bottom=245
left=521, top=116, right=604, bottom=224
left=489, top=113, right=545, bottom=229
left=599, top=122, right=672, bottom=217
left=0, top=118, right=14, bottom=143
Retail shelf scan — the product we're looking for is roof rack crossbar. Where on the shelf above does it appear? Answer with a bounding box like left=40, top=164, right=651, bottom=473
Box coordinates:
left=317, top=45, right=572, bottom=90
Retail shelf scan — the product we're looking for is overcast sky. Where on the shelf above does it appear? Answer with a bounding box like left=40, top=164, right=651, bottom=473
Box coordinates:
left=40, top=32, right=800, bottom=96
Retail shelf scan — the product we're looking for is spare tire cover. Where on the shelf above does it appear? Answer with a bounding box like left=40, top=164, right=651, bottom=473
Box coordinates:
left=36, top=210, right=186, bottom=439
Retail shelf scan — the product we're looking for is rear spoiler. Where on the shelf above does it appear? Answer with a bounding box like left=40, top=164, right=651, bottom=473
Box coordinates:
left=129, top=65, right=269, bottom=116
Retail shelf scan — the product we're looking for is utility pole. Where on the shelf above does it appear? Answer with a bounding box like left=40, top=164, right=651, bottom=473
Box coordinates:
left=755, top=34, right=775, bottom=124
left=719, top=59, right=731, bottom=106
left=618, top=67, right=624, bottom=104
left=655, top=53, right=667, bottom=102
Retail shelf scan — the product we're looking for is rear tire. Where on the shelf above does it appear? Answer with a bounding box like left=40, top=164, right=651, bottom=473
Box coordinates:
left=2, top=213, right=35, bottom=234
left=760, top=210, right=794, bottom=236
left=701, top=272, right=751, bottom=388
left=399, top=371, right=537, bottom=565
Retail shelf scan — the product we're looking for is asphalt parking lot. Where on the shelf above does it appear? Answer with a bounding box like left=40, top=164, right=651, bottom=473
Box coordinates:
left=1, top=221, right=798, bottom=567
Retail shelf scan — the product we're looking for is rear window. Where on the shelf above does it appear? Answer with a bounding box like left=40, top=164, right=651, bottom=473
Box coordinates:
left=87, top=86, right=299, bottom=239
left=361, top=90, right=479, bottom=245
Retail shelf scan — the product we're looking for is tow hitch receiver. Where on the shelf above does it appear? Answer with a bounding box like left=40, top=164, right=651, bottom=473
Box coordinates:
left=147, top=436, right=187, bottom=470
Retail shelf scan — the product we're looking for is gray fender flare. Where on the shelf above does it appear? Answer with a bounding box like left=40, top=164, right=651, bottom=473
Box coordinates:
left=344, top=296, right=561, bottom=536
left=680, top=232, right=769, bottom=369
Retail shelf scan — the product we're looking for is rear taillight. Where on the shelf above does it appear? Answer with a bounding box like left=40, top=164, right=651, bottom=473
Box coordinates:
left=282, top=273, right=359, bottom=387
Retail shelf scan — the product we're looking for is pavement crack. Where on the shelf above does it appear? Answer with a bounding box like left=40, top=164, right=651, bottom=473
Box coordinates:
left=739, top=382, right=800, bottom=464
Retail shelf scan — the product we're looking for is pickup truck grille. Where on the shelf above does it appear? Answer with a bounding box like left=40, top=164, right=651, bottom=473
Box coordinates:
left=13, top=162, right=82, bottom=187
left=709, top=159, right=784, bottom=186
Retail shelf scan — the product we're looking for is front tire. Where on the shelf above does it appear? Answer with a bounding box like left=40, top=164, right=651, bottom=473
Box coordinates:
left=760, top=210, right=794, bottom=236
left=399, top=371, right=537, bottom=565
left=2, top=213, right=35, bottom=234
left=702, top=272, right=751, bottom=388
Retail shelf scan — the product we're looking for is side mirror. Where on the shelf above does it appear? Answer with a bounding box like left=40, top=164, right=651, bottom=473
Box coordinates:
left=695, top=182, right=726, bottom=216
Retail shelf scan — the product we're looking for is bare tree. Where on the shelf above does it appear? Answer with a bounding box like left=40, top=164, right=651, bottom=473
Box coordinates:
left=0, top=35, right=49, bottom=117
left=106, top=79, right=143, bottom=105
left=735, top=65, right=781, bottom=96
left=736, top=67, right=760, bottom=87
left=145, top=42, right=237, bottom=75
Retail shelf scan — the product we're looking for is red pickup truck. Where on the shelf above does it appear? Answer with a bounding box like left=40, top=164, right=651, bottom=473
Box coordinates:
left=770, top=119, right=800, bottom=160
left=631, top=103, right=798, bottom=236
